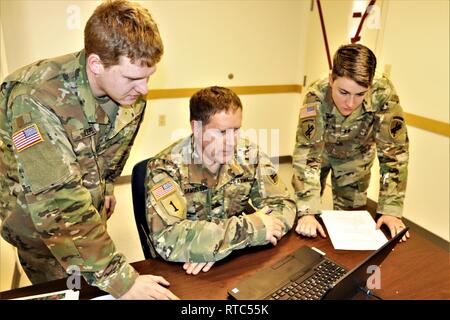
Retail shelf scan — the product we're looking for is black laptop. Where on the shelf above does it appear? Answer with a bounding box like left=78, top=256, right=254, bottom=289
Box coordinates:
left=228, top=227, right=409, bottom=300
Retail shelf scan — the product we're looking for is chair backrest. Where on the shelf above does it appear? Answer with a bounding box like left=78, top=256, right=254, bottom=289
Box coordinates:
left=131, top=158, right=154, bottom=259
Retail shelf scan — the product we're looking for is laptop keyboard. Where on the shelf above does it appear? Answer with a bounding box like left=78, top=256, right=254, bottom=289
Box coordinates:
left=268, top=259, right=347, bottom=300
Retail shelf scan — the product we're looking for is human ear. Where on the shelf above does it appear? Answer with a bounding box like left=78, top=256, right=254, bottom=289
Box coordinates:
left=86, top=54, right=104, bottom=75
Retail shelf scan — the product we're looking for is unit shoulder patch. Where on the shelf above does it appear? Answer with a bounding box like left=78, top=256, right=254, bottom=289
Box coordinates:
left=301, top=118, right=316, bottom=140
left=389, top=116, right=405, bottom=140
left=268, top=173, right=279, bottom=185
left=160, top=193, right=186, bottom=219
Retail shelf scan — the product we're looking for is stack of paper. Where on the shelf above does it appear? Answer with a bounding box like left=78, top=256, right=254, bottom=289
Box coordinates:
left=320, top=210, right=388, bottom=250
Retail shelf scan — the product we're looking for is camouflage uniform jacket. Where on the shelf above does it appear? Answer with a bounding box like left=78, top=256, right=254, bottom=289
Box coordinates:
left=292, top=76, right=409, bottom=217
left=0, top=51, right=144, bottom=297
left=145, top=136, right=296, bottom=262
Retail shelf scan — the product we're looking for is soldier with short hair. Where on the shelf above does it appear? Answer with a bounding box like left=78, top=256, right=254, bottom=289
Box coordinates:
left=145, top=86, right=296, bottom=275
left=0, top=0, right=178, bottom=299
left=292, top=44, right=410, bottom=242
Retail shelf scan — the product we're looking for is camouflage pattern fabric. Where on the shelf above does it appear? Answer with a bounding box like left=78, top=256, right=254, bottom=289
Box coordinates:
left=292, top=75, right=409, bottom=218
left=0, top=50, right=143, bottom=297
left=145, top=136, right=296, bottom=262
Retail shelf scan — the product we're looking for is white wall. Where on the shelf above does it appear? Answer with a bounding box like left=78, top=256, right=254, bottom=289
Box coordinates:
left=303, top=0, right=355, bottom=87
left=375, top=0, right=449, bottom=241
left=0, top=20, right=7, bottom=80
left=1, top=0, right=309, bottom=161
left=0, top=17, right=18, bottom=292
left=378, top=0, right=449, bottom=122
left=138, top=0, right=308, bottom=159
left=0, top=0, right=94, bottom=71
left=143, top=0, right=308, bottom=88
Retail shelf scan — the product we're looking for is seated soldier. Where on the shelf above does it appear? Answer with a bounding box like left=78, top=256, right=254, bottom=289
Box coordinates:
left=144, top=86, right=296, bottom=275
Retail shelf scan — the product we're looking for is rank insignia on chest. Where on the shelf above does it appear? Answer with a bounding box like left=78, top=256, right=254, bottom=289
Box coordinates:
left=12, top=123, right=44, bottom=152
left=82, top=126, right=97, bottom=138
left=389, top=116, right=405, bottom=139
left=151, top=181, right=176, bottom=201
left=301, top=118, right=316, bottom=140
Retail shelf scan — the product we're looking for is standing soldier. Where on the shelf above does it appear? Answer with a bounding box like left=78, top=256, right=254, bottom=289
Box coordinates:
left=292, top=44, right=410, bottom=242
left=145, top=86, right=296, bottom=275
left=0, top=0, right=178, bottom=299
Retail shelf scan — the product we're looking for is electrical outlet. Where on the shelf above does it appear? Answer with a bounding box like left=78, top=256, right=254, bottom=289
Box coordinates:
left=158, top=115, right=166, bottom=126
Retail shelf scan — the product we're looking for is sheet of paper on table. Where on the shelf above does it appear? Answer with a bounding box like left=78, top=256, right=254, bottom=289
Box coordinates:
left=320, top=210, right=388, bottom=250
left=90, top=294, right=116, bottom=300
left=11, top=289, right=79, bottom=300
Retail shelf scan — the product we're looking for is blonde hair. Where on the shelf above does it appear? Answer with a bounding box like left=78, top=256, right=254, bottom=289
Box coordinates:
left=84, top=0, right=163, bottom=68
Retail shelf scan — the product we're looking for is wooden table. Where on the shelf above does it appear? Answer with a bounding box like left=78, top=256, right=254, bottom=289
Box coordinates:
left=1, top=227, right=449, bottom=300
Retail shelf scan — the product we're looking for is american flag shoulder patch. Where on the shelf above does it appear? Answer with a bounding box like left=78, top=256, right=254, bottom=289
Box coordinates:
left=151, top=180, right=176, bottom=201
left=12, top=123, right=44, bottom=153
left=299, top=103, right=318, bottom=119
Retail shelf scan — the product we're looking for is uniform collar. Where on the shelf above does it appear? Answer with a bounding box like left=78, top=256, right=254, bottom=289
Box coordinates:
left=187, top=135, right=244, bottom=188
left=76, top=50, right=119, bottom=125
left=324, top=86, right=335, bottom=114
left=76, top=50, right=99, bottom=123
left=361, top=88, right=375, bottom=112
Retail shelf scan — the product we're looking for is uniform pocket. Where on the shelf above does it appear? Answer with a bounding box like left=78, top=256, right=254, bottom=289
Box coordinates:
left=16, top=123, right=70, bottom=194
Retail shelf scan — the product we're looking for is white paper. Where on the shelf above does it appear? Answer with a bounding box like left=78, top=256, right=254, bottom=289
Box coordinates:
left=320, top=210, right=388, bottom=250
left=11, top=289, right=79, bottom=300
left=90, top=294, right=116, bottom=300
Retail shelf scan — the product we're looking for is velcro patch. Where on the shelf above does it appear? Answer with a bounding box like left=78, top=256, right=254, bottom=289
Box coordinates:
left=151, top=181, right=176, bottom=201
left=160, top=194, right=185, bottom=219
left=300, top=103, right=317, bottom=119
left=301, top=118, right=316, bottom=140
left=389, top=116, right=405, bottom=140
left=12, top=124, right=44, bottom=152
left=268, top=173, right=279, bottom=185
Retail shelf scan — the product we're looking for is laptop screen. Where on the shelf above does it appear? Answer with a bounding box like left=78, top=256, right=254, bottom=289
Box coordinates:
left=323, top=227, right=409, bottom=300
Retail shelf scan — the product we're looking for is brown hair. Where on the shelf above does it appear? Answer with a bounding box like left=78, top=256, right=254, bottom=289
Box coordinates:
left=331, top=44, right=377, bottom=88
left=190, top=86, right=242, bottom=124
left=84, top=0, right=163, bottom=68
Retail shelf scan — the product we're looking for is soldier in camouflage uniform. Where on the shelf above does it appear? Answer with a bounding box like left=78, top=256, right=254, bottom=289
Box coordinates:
left=292, top=44, right=410, bottom=242
left=145, top=87, right=296, bottom=275
left=0, top=1, right=178, bottom=299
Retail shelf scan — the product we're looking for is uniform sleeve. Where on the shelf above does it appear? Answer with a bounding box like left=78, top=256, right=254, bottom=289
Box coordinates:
left=374, top=82, right=409, bottom=217
left=249, top=150, right=296, bottom=235
left=292, top=92, right=325, bottom=215
left=145, top=159, right=271, bottom=263
left=10, top=94, right=138, bottom=298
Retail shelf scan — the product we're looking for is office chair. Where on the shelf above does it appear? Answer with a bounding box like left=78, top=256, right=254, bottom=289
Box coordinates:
left=131, top=158, right=155, bottom=260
